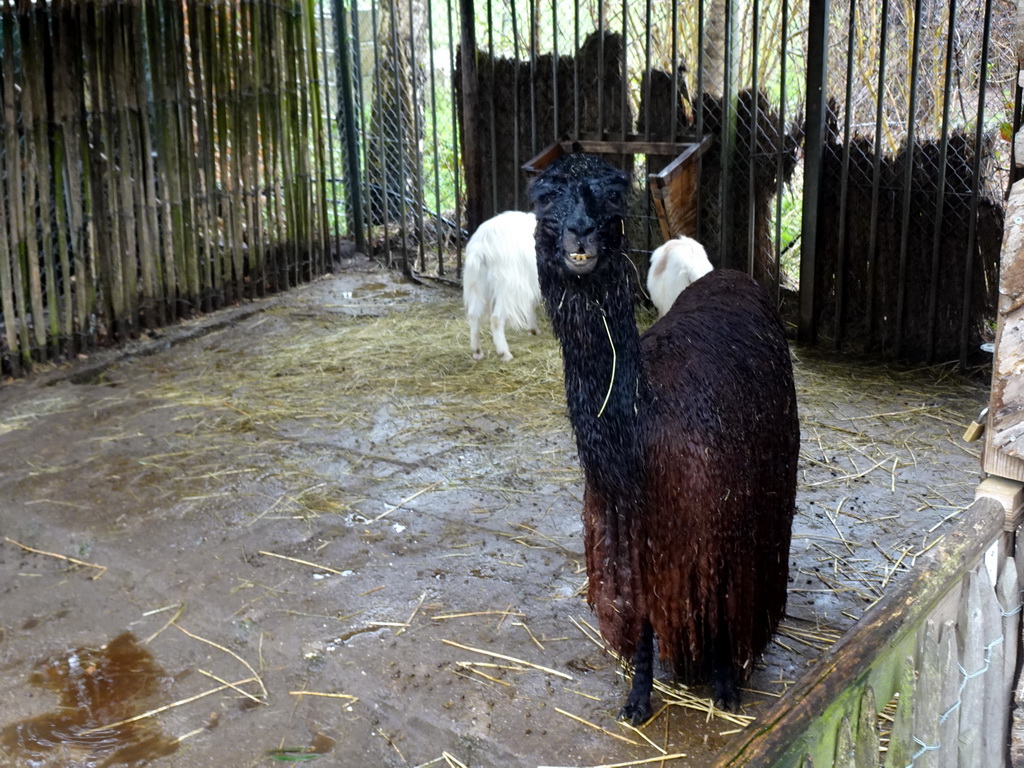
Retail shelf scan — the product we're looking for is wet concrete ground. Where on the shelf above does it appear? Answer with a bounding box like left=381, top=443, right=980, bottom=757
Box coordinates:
left=0, top=258, right=989, bottom=767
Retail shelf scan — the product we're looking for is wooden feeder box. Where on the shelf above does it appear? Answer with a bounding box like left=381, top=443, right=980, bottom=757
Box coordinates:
left=521, top=137, right=713, bottom=242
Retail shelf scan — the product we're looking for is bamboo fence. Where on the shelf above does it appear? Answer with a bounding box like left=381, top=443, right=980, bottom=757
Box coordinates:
left=0, top=0, right=332, bottom=377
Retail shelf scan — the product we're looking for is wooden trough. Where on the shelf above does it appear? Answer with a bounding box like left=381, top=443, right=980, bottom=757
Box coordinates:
left=521, top=137, right=713, bottom=242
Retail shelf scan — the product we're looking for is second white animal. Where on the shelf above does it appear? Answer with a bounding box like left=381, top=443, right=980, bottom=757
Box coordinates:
left=463, top=210, right=541, bottom=361
left=646, top=236, right=713, bottom=317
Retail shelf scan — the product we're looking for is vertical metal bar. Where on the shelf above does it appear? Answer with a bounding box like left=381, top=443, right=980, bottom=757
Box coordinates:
left=352, top=0, right=370, bottom=248
left=696, top=0, right=704, bottom=137
left=894, top=0, right=924, bottom=357
left=335, top=0, right=365, bottom=254
left=866, top=0, right=890, bottom=346
left=408, top=0, right=426, bottom=270
left=925, top=0, right=957, bottom=361
left=370, top=0, right=392, bottom=259
left=643, top=0, right=652, bottom=142
left=458, top=0, right=483, bottom=233
left=797, top=0, right=829, bottom=344
left=643, top=0, right=654, bottom=250
left=670, top=0, right=678, bottom=142
left=597, top=1, right=604, bottom=137
left=511, top=0, right=521, bottom=204
left=573, top=0, right=579, bottom=138
left=619, top=0, right=627, bottom=142
left=718, top=0, right=736, bottom=270
left=959, top=0, right=993, bottom=370
left=747, top=0, right=759, bottom=278
left=387, top=0, right=410, bottom=272
left=772, top=0, right=789, bottom=302
left=552, top=0, right=558, bottom=140
left=487, top=0, right=497, bottom=212
left=529, top=0, right=537, bottom=155
left=426, top=0, right=445, bottom=272
left=448, top=0, right=464, bottom=271
left=834, top=0, right=858, bottom=348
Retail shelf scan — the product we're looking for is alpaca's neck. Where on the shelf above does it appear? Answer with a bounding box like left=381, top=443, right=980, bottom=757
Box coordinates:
left=545, top=270, right=647, bottom=497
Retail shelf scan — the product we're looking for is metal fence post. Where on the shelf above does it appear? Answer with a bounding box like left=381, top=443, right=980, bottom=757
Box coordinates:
left=798, top=0, right=829, bottom=344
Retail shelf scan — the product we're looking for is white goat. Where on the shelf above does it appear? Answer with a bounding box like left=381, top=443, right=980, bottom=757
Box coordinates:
left=463, top=210, right=541, bottom=361
left=646, top=236, right=713, bottom=317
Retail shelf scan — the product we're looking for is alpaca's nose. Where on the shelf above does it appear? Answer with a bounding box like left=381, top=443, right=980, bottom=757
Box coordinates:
left=566, top=201, right=595, bottom=239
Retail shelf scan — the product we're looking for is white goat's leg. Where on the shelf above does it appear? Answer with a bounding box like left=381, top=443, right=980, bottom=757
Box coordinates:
left=526, top=305, right=540, bottom=336
left=490, top=315, right=513, bottom=362
left=468, top=312, right=485, bottom=360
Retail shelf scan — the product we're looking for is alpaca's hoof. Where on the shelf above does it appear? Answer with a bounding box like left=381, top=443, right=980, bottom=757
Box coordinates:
left=618, top=695, right=653, bottom=725
left=712, top=678, right=741, bottom=713
left=529, top=328, right=539, bottom=336
left=499, top=351, right=514, bottom=362
left=472, top=349, right=484, bottom=361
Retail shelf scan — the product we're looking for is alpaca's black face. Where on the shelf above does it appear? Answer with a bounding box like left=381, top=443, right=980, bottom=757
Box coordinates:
left=529, top=153, right=630, bottom=277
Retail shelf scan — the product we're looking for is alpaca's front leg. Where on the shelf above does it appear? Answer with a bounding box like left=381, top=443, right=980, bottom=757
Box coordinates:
left=619, top=620, right=654, bottom=724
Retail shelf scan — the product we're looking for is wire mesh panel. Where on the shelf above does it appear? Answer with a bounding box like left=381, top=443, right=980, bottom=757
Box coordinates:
left=813, top=0, right=1012, bottom=364
left=331, top=0, right=466, bottom=278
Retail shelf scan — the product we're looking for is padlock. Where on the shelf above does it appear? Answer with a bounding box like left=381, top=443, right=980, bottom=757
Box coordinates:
left=963, top=407, right=988, bottom=443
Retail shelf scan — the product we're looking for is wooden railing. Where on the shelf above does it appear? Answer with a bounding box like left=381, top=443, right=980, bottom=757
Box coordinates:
left=713, top=477, right=1024, bottom=768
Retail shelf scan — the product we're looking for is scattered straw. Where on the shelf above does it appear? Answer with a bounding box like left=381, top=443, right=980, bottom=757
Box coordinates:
left=174, top=623, right=268, bottom=698
left=455, top=664, right=512, bottom=686
left=554, top=707, right=641, bottom=746
left=5, top=537, right=107, bottom=580
left=441, top=639, right=573, bottom=680
left=78, top=677, right=257, bottom=735
left=397, top=591, right=428, bottom=635
left=538, top=753, right=689, bottom=768
left=289, top=691, right=359, bottom=700
left=143, top=603, right=185, bottom=645
left=432, top=610, right=525, bottom=621
left=198, top=669, right=265, bottom=704
left=258, top=549, right=345, bottom=575
left=372, top=481, right=443, bottom=522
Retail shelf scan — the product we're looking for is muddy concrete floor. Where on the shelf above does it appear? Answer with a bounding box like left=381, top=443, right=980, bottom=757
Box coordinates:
left=0, top=258, right=989, bottom=768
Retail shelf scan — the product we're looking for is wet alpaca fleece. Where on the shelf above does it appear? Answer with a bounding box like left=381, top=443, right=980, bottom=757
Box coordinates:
left=529, top=152, right=799, bottom=722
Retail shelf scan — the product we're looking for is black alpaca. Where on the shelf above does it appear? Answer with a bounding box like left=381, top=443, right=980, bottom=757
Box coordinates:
left=529, top=152, right=799, bottom=722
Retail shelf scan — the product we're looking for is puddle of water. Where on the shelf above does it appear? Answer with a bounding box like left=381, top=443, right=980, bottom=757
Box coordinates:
left=0, top=632, right=179, bottom=767
left=351, top=282, right=410, bottom=301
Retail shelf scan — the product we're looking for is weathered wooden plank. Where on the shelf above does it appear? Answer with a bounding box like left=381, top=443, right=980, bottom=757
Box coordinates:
left=854, top=686, right=879, bottom=768
left=977, top=564, right=1007, bottom=768
left=998, top=557, right=1020, bottom=766
left=711, top=498, right=1006, bottom=767
left=882, top=657, right=916, bottom=768
left=913, top=621, right=942, bottom=768
left=984, top=176, right=1024, bottom=481
left=935, top=621, right=959, bottom=768
left=833, top=716, right=855, bottom=768
left=958, top=569, right=987, bottom=768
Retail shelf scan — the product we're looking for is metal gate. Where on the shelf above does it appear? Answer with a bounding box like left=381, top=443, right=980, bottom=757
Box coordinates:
left=325, top=0, right=1016, bottom=364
